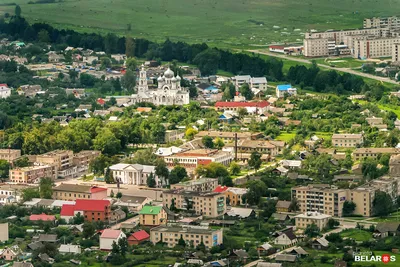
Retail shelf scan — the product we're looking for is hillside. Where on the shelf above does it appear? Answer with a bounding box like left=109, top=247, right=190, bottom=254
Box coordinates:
left=0, top=0, right=399, bottom=47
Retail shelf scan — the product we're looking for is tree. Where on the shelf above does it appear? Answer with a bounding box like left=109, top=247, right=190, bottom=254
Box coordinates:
left=178, top=236, right=186, bottom=247
left=118, top=237, right=128, bottom=257
left=245, top=180, right=267, bottom=205
left=73, top=212, right=84, bottom=224
left=0, top=160, right=10, bottom=179
left=261, top=200, right=277, bottom=219
left=104, top=167, right=115, bottom=184
left=373, top=191, right=394, bottom=217
left=121, top=69, right=136, bottom=92
left=202, top=136, right=214, bottom=148
left=116, top=192, right=122, bottom=199
left=361, top=158, right=381, bottom=180
left=193, top=48, right=221, bottom=76
left=38, top=29, right=50, bottom=43
left=214, top=137, right=224, bottom=149
left=305, top=223, right=320, bottom=238
left=110, top=190, right=115, bottom=198
left=14, top=156, right=30, bottom=167
left=248, top=152, right=262, bottom=171
left=327, top=218, right=340, bottom=229
left=185, top=128, right=198, bottom=140
left=289, top=198, right=299, bottom=212
left=239, top=83, right=253, bottom=100
left=22, top=187, right=40, bottom=201
left=82, top=221, right=95, bottom=238
left=237, top=108, right=248, bottom=118
left=221, top=176, right=233, bottom=186
left=93, top=129, right=121, bottom=155
left=342, top=201, right=356, bottom=217
left=39, top=177, right=53, bottom=199
left=147, top=172, right=156, bottom=188
left=125, top=57, right=138, bottom=71
left=169, top=165, right=188, bottom=184
left=125, top=37, right=135, bottom=57
left=155, top=160, right=169, bottom=186
left=15, top=5, right=21, bottom=17
left=229, top=161, right=241, bottom=176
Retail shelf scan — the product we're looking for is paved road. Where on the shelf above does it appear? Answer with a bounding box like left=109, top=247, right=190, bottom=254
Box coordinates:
left=110, top=216, right=139, bottom=230
left=247, top=49, right=399, bottom=85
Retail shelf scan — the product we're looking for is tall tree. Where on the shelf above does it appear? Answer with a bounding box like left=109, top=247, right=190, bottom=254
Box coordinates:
left=0, top=160, right=10, bottom=179
left=245, top=180, right=266, bottom=205
left=146, top=172, right=156, bottom=188
left=39, top=177, right=53, bottom=199
left=342, top=201, right=356, bottom=217
left=38, top=29, right=50, bottom=43
left=373, top=191, right=393, bottom=217
left=155, top=160, right=169, bottom=186
left=121, top=69, right=136, bottom=92
left=125, top=57, right=138, bottom=71
left=125, top=37, right=136, bottom=58
left=248, top=152, right=262, bottom=171
left=239, top=83, right=253, bottom=100
left=169, top=166, right=188, bottom=184
left=202, top=136, right=214, bottom=148
left=15, top=5, right=21, bottom=17
left=305, top=223, right=320, bottom=238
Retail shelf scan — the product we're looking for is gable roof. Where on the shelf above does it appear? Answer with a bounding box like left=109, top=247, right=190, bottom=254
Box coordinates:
left=271, top=213, right=290, bottom=221
left=61, top=204, right=76, bottom=216
left=226, top=207, right=254, bottom=218
left=287, top=246, right=308, bottom=255
left=128, top=230, right=149, bottom=241
left=101, top=229, right=123, bottom=239
left=29, top=214, right=56, bottom=221
left=37, top=234, right=58, bottom=242
left=275, top=254, right=297, bottom=262
left=213, top=185, right=229, bottom=193
left=376, top=222, right=400, bottom=233
left=139, top=205, right=163, bottom=215
left=74, top=199, right=110, bottom=212
left=313, top=237, right=329, bottom=247
left=280, top=229, right=297, bottom=240
left=276, top=200, right=291, bottom=209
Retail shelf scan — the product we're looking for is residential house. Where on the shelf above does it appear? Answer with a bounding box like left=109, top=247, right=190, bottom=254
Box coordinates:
left=29, top=214, right=56, bottom=222
left=35, top=234, right=58, bottom=243
left=276, top=200, right=291, bottom=212
left=127, top=230, right=150, bottom=246
left=250, top=77, right=268, bottom=91
left=53, top=183, right=107, bottom=201
left=294, top=212, right=332, bottom=230
left=233, top=75, right=251, bottom=88
left=271, top=213, right=291, bottom=223
left=48, top=53, right=64, bottom=63
left=163, top=190, right=226, bottom=218
left=256, top=263, right=282, bottom=267
left=226, top=207, right=255, bottom=219
left=214, top=101, right=270, bottom=114
left=60, top=204, right=76, bottom=222
left=275, top=254, right=297, bottom=263
left=12, top=263, right=34, bottom=267
left=274, top=228, right=297, bottom=246
left=150, top=225, right=223, bottom=248
left=280, top=160, right=302, bottom=169
left=332, top=134, right=363, bottom=147
left=0, top=223, right=8, bottom=242
left=0, top=84, right=11, bottom=99
left=0, top=246, right=21, bottom=261
left=139, top=206, right=167, bottom=226
left=374, top=222, right=400, bottom=238
left=111, top=209, right=126, bottom=223
left=229, top=249, right=249, bottom=262
left=287, top=246, right=309, bottom=257
left=0, top=149, right=21, bottom=163
left=59, top=244, right=81, bottom=254
left=0, top=184, right=29, bottom=204
left=312, top=237, right=330, bottom=250
left=257, top=242, right=275, bottom=256
left=276, top=84, right=297, bottom=98
left=17, top=85, right=42, bottom=97
left=113, top=195, right=152, bottom=212
left=100, top=229, right=126, bottom=250
left=109, top=163, right=160, bottom=186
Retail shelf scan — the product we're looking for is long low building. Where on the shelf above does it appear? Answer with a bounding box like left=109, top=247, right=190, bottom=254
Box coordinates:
left=52, top=183, right=107, bottom=201
left=9, top=165, right=54, bottom=184
left=194, top=131, right=263, bottom=142
left=170, top=178, right=218, bottom=192
left=0, top=149, right=21, bottom=163
left=332, top=134, right=363, bottom=147
left=150, top=225, right=223, bottom=248
left=225, top=139, right=285, bottom=156
left=352, top=148, right=400, bottom=161
left=164, top=149, right=233, bottom=169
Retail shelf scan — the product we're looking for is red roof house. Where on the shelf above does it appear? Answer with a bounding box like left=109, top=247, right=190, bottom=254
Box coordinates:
left=29, top=213, right=56, bottom=222
left=70, top=199, right=111, bottom=222
left=60, top=204, right=76, bottom=221
left=127, top=230, right=150, bottom=246
left=213, top=185, right=230, bottom=193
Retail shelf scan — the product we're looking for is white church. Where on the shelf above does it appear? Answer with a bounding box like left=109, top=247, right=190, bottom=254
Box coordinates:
left=128, top=66, right=190, bottom=106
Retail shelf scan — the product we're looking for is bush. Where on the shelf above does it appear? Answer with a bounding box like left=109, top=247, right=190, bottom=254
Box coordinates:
left=320, top=256, right=330, bottom=263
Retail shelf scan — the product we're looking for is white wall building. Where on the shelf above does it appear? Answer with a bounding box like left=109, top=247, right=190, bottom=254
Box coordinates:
left=276, top=84, right=297, bottom=98
left=109, top=163, right=161, bottom=186
left=0, top=84, right=11, bottom=99
left=100, top=229, right=126, bottom=250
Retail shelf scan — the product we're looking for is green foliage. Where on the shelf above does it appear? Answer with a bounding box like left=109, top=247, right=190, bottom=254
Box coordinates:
left=304, top=223, right=320, bottom=238
left=245, top=180, right=266, bottom=205
left=195, top=162, right=229, bottom=179
left=104, top=167, right=115, bottom=184
left=229, top=161, right=241, bottom=176
left=125, top=37, right=135, bottom=58
left=13, top=156, right=30, bottom=167
left=202, top=136, right=214, bottom=148
left=15, top=5, right=21, bottom=17
left=373, top=191, right=394, bottom=217
left=239, top=83, right=253, bottom=100
left=22, top=187, right=40, bottom=201
left=116, top=192, right=122, bottom=198
left=121, top=69, right=136, bottom=92
left=213, top=137, right=224, bottom=149
left=248, top=151, right=262, bottom=171
left=193, top=48, right=221, bottom=76
left=39, top=177, right=53, bottom=199
left=0, top=159, right=10, bottom=179
left=125, top=57, right=138, bottom=71
left=169, top=165, right=188, bottom=185
left=342, top=201, right=356, bottom=217
left=147, top=172, right=156, bottom=188
left=82, top=221, right=95, bottom=239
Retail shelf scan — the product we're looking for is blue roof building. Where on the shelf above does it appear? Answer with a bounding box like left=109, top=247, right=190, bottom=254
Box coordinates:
left=276, top=84, right=297, bottom=98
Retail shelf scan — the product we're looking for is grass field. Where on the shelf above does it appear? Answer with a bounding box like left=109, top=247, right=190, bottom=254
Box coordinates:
left=340, top=229, right=373, bottom=242
left=276, top=131, right=296, bottom=142
left=1, top=0, right=400, bottom=47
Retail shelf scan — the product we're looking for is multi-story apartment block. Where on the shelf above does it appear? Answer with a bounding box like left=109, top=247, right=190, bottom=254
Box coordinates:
left=352, top=148, right=400, bottom=161
left=163, top=189, right=226, bottom=218
left=294, top=212, right=332, bottom=230
left=164, top=130, right=185, bottom=143
left=164, top=149, right=233, bottom=169
left=170, top=178, right=218, bottom=192
left=332, top=134, right=363, bottom=147
left=214, top=186, right=248, bottom=206
left=139, top=205, right=167, bottom=226
left=195, top=131, right=263, bottom=142
left=9, top=165, right=54, bottom=184
left=354, top=37, right=400, bottom=58
left=364, top=16, right=400, bottom=29
left=109, top=163, right=160, bottom=186
left=393, top=43, right=400, bottom=62
left=52, top=183, right=107, bottom=201
left=72, top=150, right=101, bottom=172
left=0, top=149, right=21, bottom=163
left=303, top=38, right=330, bottom=57
left=250, top=77, right=268, bottom=91
left=35, top=150, right=75, bottom=178
left=150, top=225, right=223, bottom=248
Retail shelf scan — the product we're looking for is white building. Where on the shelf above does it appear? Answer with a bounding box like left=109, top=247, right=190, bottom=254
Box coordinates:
left=294, top=212, right=332, bottom=230
left=0, top=223, right=8, bottom=242
left=233, top=75, right=251, bottom=88
left=0, top=84, right=11, bottom=99
left=250, top=77, right=268, bottom=91
left=276, top=84, right=297, bottom=98
left=100, top=229, right=126, bottom=250
left=109, top=163, right=161, bottom=186
left=59, top=244, right=81, bottom=254
left=126, top=66, right=190, bottom=106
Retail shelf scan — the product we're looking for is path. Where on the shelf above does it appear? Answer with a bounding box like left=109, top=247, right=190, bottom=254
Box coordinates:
left=110, top=216, right=139, bottom=230
left=247, top=49, right=399, bottom=85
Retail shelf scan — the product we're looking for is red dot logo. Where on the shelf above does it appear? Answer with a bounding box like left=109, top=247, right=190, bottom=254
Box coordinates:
left=382, top=254, right=391, bottom=264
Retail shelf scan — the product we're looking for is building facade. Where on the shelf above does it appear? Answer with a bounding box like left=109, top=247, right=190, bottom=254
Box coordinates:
left=332, top=134, right=363, bottom=147
left=170, top=178, right=218, bottom=192
left=195, top=131, right=263, bottom=142
left=35, top=150, right=76, bottom=179
left=0, top=84, right=11, bottom=99
left=109, top=163, right=160, bottom=186
left=150, top=225, right=223, bottom=248
left=0, top=149, right=21, bottom=163
left=352, top=148, right=400, bottom=161
left=294, top=212, right=332, bottom=230
left=139, top=206, right=167, bottom=226
left=163, top=190, right=226, bottom=218
left=9, top=165, right=54, bottom=184
left=68, top=199, right=111, bottom=222
left=393, top=43, right=400, bottom=62
left=164, top=149, right=233, bottom=169
left=52, top=184, right=107, bottom=201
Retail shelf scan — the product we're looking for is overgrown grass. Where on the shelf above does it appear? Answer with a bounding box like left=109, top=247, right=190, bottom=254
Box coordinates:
left=340, top=229, right=372, bottom=242
left=276, top=131, right=296, bottom=142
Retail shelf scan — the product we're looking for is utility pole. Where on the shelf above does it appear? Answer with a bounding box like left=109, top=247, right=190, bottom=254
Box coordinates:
left=234, top=133, right=238, bottom=161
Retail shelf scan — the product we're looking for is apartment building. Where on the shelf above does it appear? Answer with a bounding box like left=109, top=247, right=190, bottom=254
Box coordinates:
left=164, top=149, right=233, bottom=169
left=35, top=150, right=75, bottom=178
left=52, top=183, right=107, bottom=201
left=109, top=163, right=159, bottom=186
left=0, top=149, right=21, bottom=163
left=214, top=186, right=248, bottom=206
left=332, top=134, right=363, bottom=147
left=294, top=212, right=332, bottom=230
left=352, top=148, right=400, bottom=161
left=390, top=154, right=400, bottom=176
left=364, top=16, right=400, bottom=29
left=139, top=205, right=167, bottom=226
left=72, top=150, right=101, bottom=173
left=393, top=43, right=400, bottom=62
left=233, top=75, right=251, bottom=88
left=195, top=131, right=263, bottom=142
left=164, top=130, right=185, bottom=143
left=226, top=139, right=285, bottom=156
left=163, top=189, right=226, bottom=218
left=250, top=77, right=268, bottom=91
left=170, top=178, right=218, bottom=192
left=9, top=165, right=54, bottom=184
left=276, top=84, right=297, bottom=98
left=150, top=225, right=223, bottom=248
left=303, top=38, right=330, bottom=57
left=354, top=37, right=400, bottom=58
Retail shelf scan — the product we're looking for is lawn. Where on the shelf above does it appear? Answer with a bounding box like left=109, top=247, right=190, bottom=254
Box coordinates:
left=1, top=0, right=400, bottom=48
left=276, top=131, right=296, bottom=142
left=314, top=57, right=365, bottom=69
left=355, top=100, right=400, bottom=118
left=340, top=229, right=373, bottom=242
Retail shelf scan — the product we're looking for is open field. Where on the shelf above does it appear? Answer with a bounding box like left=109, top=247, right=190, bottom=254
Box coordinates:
left=1, top=0, right=400, bottom=47
left=340, top=229, right=373, bottom=242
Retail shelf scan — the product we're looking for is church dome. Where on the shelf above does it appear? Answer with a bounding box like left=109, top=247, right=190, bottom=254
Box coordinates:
left=164, top=68, right=174, bottom=78
left=171, top=77, right=177, bottom=82
left=157, top=76, right=164, bottom=82
left=176, top=75, right=181, bottom=81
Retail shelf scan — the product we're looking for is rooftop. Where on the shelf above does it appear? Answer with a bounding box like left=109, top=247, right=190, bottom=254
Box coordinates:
left=53, top=183, right=107, bottom=194
left=151, top=225, right=221, bottom=235
left=100, top=229, right=123, bottom=239
left=74, top=199, right=110, bottom=212
left=294, top=212, right=332, bottom=220
left=139, top=205, right=163, bottom=215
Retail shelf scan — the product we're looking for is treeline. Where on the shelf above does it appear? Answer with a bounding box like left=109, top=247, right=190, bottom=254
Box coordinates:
left=0, top=16, right=283, bottom=80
